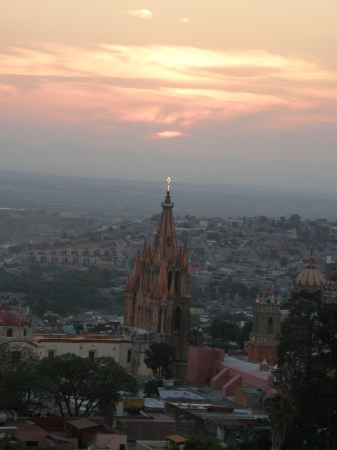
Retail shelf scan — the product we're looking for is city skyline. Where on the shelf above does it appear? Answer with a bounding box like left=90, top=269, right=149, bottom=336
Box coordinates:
left=1, top=1, right=336, bottom=192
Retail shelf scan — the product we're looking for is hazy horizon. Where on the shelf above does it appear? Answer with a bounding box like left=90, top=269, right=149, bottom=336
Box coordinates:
left=0, top=169, right=336, bottom=221
left=1, top=1, right=336, bottom=194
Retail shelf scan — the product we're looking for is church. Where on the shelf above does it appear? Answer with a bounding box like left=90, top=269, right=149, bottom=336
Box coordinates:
left=124, top=178, right=190, bottom=379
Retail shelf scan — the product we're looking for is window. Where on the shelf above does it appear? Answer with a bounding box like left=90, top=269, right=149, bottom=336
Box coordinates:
left=167, top=271, right=173, bottom=291
left=89, top=351, right=95, bottom=359
left=6, top=328, right=13, bottom=337
left=174, top=306, right=181, bottom=331
left=23, top=328, right=27, bottom=337
left=127, top=349, right=131, bottom=363
left=48, top=350, right=55, bottom=359
left=267, top=317, right=273, bottom=334
left=174, top=271, right=181, bottom=295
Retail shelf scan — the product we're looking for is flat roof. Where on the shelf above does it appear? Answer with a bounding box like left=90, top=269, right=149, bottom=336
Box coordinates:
left=159, top=390, right=205, bottom=401
left=67, top=418, right=99, bottom=430
left=224, top=356, right=271, bottom=376
left=167, top=435, right=186, bottom=443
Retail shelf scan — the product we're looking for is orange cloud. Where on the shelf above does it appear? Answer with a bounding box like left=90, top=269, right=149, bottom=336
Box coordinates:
left=0, top=43, right=336, bottom=135
left=153, top=130, right=185, bottom=139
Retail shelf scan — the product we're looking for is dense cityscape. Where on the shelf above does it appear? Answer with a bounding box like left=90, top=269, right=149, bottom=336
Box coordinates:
left=0, top=183, right=336, bottom=449
left=2, top=1, right=335, bottom=449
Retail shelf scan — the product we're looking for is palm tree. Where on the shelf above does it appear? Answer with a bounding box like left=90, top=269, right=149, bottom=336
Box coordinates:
left=264, top=393, right=296, bottom=450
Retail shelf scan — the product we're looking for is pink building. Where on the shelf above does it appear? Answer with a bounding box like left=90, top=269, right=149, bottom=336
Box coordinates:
left=187, top=347, right=274, bottom=397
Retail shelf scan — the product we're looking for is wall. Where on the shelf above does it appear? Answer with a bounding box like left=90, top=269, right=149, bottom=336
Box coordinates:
left=186, top=347, right=224, bottom=385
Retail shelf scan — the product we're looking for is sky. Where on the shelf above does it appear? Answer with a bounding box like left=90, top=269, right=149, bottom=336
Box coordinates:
left=1, top=0, right=336, bottom=193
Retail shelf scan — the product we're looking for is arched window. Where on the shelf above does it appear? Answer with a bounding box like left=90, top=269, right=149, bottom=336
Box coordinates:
left=158, top=308, right=162, bottom=333
left=267, top=317, right=273, bottom=334
left=174, top=306, right=182, bottom=332
left=174, top=271, right=181, bottom=295
left=6, top=328, right=13, bottom=337
left=167, top=271, right=173, bottom=291
left=163, top=309, right=167, bottom=333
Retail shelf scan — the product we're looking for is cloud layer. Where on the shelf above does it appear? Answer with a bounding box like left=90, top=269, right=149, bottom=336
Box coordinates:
left=0, top=43, right=336, bottom=140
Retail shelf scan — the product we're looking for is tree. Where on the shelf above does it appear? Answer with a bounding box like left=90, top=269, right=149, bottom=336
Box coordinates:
left=0, top=344, right=44, bottom=416
left=40, top=354, right=137, bottom=417
left=144, top=342, right=175, bottom=379
left=288, top=214, right=301, bottom=227
left=188, top=326, right=203, bottom=346
left=144, top=379, right=159, bottom=398
left=183, top=437, right=222, bottom=450
left=264, top=393, right=295, bottom=450
left=210, top=314, right=239, bottom=344
left=236, top=321, right=253, bottom=349
left=276, top=291, right=337, bottom=449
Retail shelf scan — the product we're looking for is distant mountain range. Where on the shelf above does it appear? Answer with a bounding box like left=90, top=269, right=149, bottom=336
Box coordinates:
left=0, top=169, right=335, bottom=220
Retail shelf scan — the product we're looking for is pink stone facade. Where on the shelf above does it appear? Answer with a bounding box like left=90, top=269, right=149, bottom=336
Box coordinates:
left=187, top=347, right=274, bottom=397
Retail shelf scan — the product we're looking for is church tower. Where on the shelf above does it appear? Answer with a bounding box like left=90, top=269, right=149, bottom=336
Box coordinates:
left=124, top=178, right=190, bottom=378
left=248, top=295, right=281, bottom=364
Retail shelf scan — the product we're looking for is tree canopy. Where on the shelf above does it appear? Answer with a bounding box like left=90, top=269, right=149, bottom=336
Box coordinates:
left=0, top=345, right=44, bottom=416
left=275, top=290, right=337, bottom=449
left=144, top=342, right=176, bottom=379
left=0, top=346, right=137, bottom=418
left=182, top=437, right=223, bottom=450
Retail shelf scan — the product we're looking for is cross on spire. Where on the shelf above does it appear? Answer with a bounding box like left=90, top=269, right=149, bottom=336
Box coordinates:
left=167, top=176, right=171, bottom=192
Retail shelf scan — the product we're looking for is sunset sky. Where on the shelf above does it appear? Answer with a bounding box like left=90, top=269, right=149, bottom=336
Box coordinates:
left=1, top=1, right=336, bottom=192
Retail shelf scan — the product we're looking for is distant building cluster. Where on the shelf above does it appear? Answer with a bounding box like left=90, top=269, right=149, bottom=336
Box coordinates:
left=0, top=184, right=337, bottom=448
left=25, top=246, right=125, bottom=268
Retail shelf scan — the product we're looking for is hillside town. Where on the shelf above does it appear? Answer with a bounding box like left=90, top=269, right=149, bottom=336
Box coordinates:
left=0, top=189, right=336, bottom=449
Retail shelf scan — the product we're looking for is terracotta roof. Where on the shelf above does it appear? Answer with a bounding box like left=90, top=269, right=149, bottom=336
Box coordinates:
left=0, top=304, right=31, bottom=326
left=67, top=418, right=99, bottom=430
left=167, top=435, right=186, bottom=444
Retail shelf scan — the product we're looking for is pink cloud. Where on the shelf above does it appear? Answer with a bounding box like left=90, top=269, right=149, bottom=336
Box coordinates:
left=0, top=43, right=336, bottom=136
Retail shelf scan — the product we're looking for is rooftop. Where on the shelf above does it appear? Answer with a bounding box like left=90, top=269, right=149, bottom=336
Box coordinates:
left=224, top=356, right=271, bottom=376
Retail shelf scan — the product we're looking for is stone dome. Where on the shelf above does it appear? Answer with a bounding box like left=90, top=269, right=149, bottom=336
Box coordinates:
left=294, top=257, right=324, bottom=292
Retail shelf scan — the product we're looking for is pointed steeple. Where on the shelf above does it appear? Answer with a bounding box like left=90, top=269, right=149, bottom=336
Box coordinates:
left=131, top=251, right=141, bottom=290
left=151, top=178, right=177, bottom=263
left=142, top=240, right=150, bottom=262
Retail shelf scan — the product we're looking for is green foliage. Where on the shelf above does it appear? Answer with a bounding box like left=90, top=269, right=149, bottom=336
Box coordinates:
left=226, top=430, right=271, bottom=450
left=279, top=256, right=288, bottom=267
left=39, top=354, right=137, bottom=417
left=188, top=326, right=203, bottom=346
left=144, top=379, right=159, bottom=398
left=0, top=345, right=44, bottom=416
left=236, top=321, right=253, bottom=349
left=190, top=278, right=204, bottom=305
left=218, top=278, right=258, bottom=300
left=210, top=314, right=239, bottom=346
left=144, top=342, right=176, bottom=379
left=276, top=291, right=337, bottom=449
left=264, top=393, right=296, bottom=450
left=288, top=214, right=301, bottom=227
left=0, top=266, right=123, bottom=317
left=183, top=437, right=222, bottom=450
left=0, top=347, right=137, bottom=418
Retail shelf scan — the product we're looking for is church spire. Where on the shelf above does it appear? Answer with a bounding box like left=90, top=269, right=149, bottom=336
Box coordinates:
left=151, top=177, right=177, bottom=263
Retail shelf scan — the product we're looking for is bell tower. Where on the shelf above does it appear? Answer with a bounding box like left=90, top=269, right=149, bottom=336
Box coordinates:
left=248, top=295, right=281, bottom=364
left=124, top=178, right=190, bottom=378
